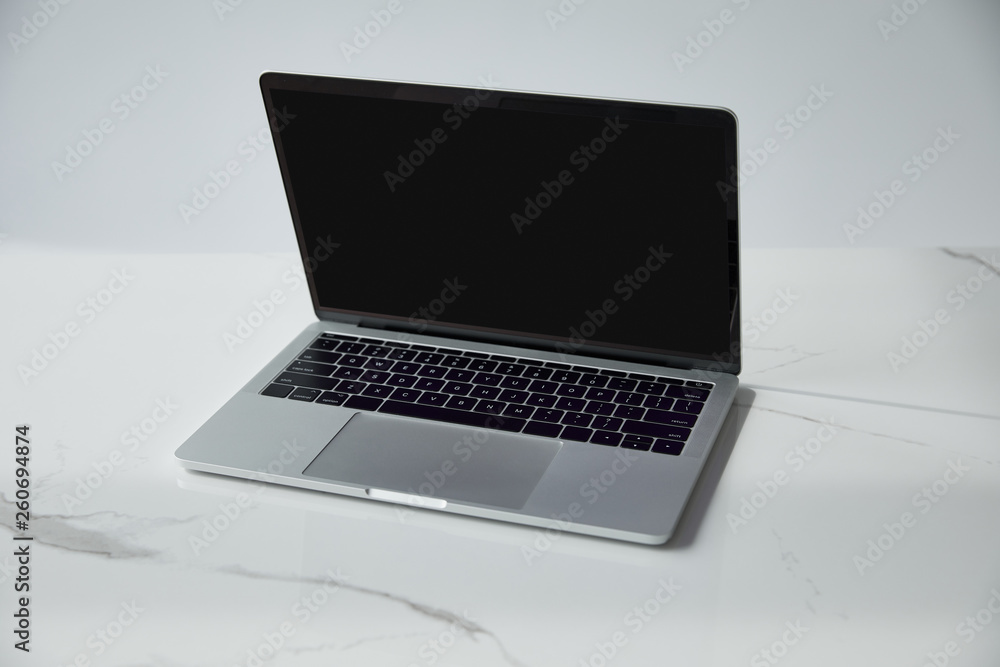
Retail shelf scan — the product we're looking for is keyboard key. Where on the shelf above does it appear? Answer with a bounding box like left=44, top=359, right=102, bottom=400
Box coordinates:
left=445, top=369, right=477, bottom=382
left=390, top=388, right=421, bottom=402
left=686, top=381, right=713, bottom=389
left=288, top=387, right=321, bottom=401
left=490, top=354, right=516, bottom=362
left=390, top=361, right=421, bottom=374
left=362, top=345, right=390, bottom=357
left=528, top=380, right=558, bottom=394
left=345, top=395, right=383, bottom=411
left=590, top=431, right=623, bottom=447
left=621, top=420, right=691, bottom=441
left=628, top=372, right=655, bottom=381
left=614, top=405, right=645, bottom=420
left=533, top=408, right=563, bottom=423
left=379, top=400, right=526, bottom=432
left=387, top=348, right=417, bottom=361
left=322, top=333, right=356, bottom=341
left=417, top=392, right=449, bottom=407
left=443, top=382, right=472, bottom=395
left=500, top=376, right=531, bottom=390
left=462, top=351, right=489, bottom=359
left=362, top=384, right=394, bottom=399
left=469, top=385, right=501, bottom=399
left=585, top=387, right=615, bottom=402
left=446, top=396, right=477, bottom=410
left=417, top=366, right=448, bottom=379
left=551, top=371, right=581, bottom=384
left=584, top=400, right=615, bottom=416
left=473, top=372, right=502, bottom=386
left=359, top=370, right=390, bottom=384
left=275, top=372, right=338, bottom=391
left=599, top=369, right=626, bottom=377
left=441, top=355, right=470, bottom=368
left=523, top=367, right=552, bottom=380
left=468, top=359, right=498, bottom=372
left=317, top=391, right=349, bottom=406
left=496, top=363, right=526, bottom=376
left=357, top=337, right=382, bottom=344
left=364, top=358, right=394, bottom=371
left=475, top=400, right=506, bottom=415
left=387, top=374, right=418, bottom=387
left=339, top=355, right=366, bottom=367
left=309, top=338, right=339, bottom=351
left=655, top=377, right=684, bottom=385
left=643, top=395, right=674, bottom=410
left=645, top=410, right=697, bottom=428
left=519, top=358, right=543, bottom=366
left=498, top=389, right=529, bottom=403
left=590, top=416, right=623, bottom=431
left=544, top=361, right=571, bottom=370
left=622, top=434, right=653, bottom=449
left=572, top=365, right=599, bottom=373
left=613, top=391, right=644, bottom=406
left=606, top=378, right=637, bottom=391
left=555, top=397, right=586, bottom=411
left=503, top=404, right=535, bottom=419
left=261, top=383, right=293, bottom=398
left=337, top=381, right=365, bottom=394
left=415, top=352, right=444, bottom=365
left=523, top=421, right=562, bottom=438
left=526, top=393, right=558, bottom=408
left=560, top=426, right=593, bottom=442
left=336, top=342, right=367, bottom=354
left=561, top=412, right=592, bottom=427
left=635, top=381, right=665, bottom=395
left=666, top=385, right=709, bottom=401
left=298, top=350, right=341, bottom=364
left=579, top=374, right=608, bottom=387
left=413, top=378, right=445, bottom=391
left=555, top=384, right=587, bottom=398
left=652, top=439, right=685, bottom=455
left=410, top=344, right=437, bottom=352
left=673, top=400, right=704, bottom=414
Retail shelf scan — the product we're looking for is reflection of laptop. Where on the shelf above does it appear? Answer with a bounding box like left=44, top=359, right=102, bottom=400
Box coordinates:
left=175, top=72, right=741, bottom=545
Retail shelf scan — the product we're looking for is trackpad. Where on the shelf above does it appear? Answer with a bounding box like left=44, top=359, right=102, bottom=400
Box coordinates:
left=302, top=412, right=563, bottom=510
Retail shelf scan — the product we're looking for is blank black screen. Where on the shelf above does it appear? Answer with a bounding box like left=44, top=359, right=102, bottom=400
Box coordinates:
left=267, top=80, right=736, bottom=365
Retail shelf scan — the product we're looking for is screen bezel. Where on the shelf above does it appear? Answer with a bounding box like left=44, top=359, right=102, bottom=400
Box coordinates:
left=259, top=71, right=741, bottom=375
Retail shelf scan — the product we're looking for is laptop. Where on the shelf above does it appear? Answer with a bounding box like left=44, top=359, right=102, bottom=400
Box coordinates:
left=175, top=71, right=741, bottom=545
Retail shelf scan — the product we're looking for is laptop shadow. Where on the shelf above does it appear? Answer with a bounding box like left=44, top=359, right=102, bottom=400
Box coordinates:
left=665, top=386, right=755, bottom=549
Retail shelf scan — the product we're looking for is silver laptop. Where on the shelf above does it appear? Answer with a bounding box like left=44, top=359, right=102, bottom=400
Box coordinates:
left=175, top=72, right=741, bottom=545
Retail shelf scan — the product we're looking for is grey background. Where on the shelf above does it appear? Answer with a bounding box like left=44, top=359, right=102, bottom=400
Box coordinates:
left=2, top=0, right=997, bottom=253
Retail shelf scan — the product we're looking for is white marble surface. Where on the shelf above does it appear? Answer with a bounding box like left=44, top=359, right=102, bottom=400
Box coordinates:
left=2, top=248, right=999, bottom=666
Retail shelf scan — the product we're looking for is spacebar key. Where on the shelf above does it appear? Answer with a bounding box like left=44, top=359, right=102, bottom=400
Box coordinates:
left=379, top=400, right=525, bottom=432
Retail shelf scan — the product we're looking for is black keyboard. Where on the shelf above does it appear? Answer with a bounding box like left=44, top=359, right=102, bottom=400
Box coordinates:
left=260, top=333, right=713, bottom=456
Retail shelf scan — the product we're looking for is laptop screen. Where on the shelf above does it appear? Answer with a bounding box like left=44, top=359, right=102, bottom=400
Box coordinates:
left=262, top=74, right=739, bottom=372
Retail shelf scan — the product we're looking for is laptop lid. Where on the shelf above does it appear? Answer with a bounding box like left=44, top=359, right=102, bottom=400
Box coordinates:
left=260, top=72, right=740, bottom=375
